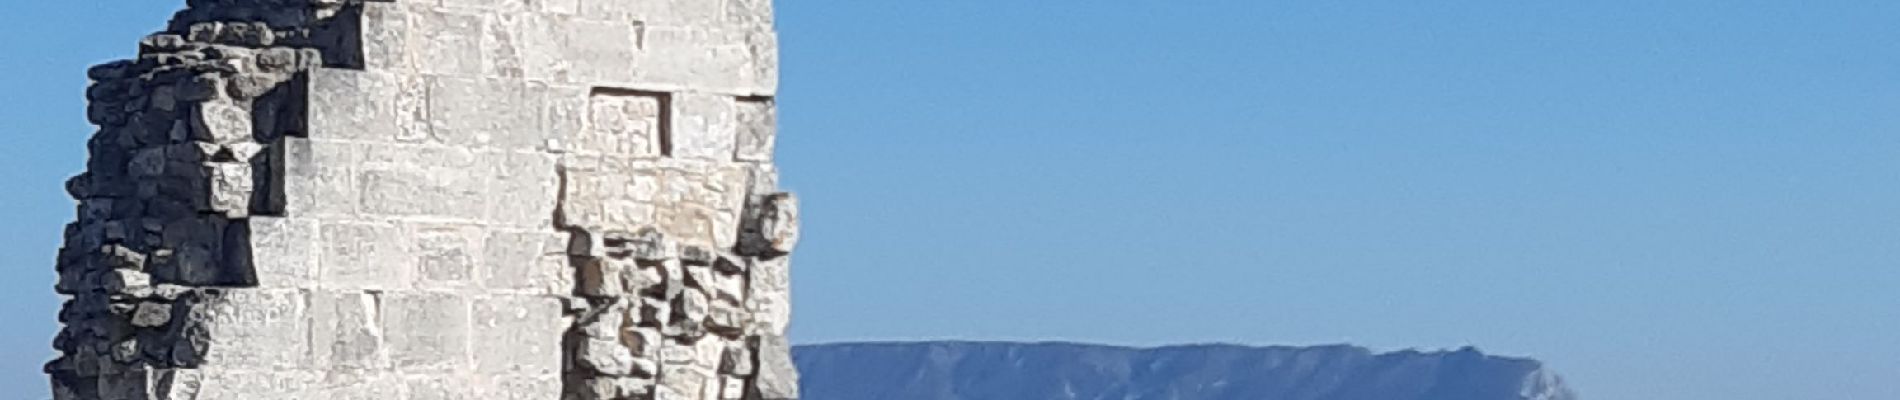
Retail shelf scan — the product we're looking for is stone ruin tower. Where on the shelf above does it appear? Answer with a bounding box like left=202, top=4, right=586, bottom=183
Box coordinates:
left=47, top=1, right=798, bottom=399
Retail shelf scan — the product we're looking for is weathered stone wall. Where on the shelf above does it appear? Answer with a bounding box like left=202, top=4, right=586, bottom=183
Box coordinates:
left=48, top=1, right=796, bottom=399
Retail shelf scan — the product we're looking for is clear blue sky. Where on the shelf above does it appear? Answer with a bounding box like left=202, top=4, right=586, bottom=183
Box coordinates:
left=5, top=1, right=1899, bottom=398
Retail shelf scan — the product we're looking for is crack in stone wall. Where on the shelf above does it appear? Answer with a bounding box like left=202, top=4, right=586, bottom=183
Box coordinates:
left=50, top=1, right=796, bottom=399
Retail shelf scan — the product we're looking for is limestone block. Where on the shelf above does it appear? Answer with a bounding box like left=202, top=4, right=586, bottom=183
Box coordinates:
left=577, top=258, right=628, bottom=298
left=246, top=216, right=318, bottom=289
left=577, top=302, right=628, bottom=338
left=183, top=369, right=317, bottom=400
left=752, top=335, right=800, bottom=400
left=583, top=0, right=723, bottom=26
left=307, top=68, right=399, bottom=142
left=177, top=74, right=225, bottom=104
left=311, top=371, right=403, bottom=400
left=281, top=138, right=360, bottom=217
left=472, top=295, right=563, bottom=374
left=100, top=270, right=151, bottom=296
left=718, top=342, right=753, bottom=376
left=194, top=289, right=309, bottom=370
left=733, top=98, right=776, bottom=162
left=416, top=9, right=485, bottom=76
left=705, top=300, right=748, bottom=336
left=358, top=162, right=486, bottom=220
left=692, top=267, right=741, bottom=303
left=382, top=292, right=472, bottom=372
left=624, top=326, right=662, bottom=359
left=579, top=337, right=637, bottom=376
left=130, top=302, right=171, bottom=328
left=129, top=148, right=169, bottom=178
left=404, top=375, right=475, bottom=400
left=656, top=365, right=716, bottom=400
left=720, top=376, right=746, bottom=400
left=411, top=224, right=483, bottom=288
left=576, top=376, right=651, bottom=400
left=563, top=19, right=640, bottom=84
left=658, top=206, right=719, bottom=250
left=558, top=161, right=663, bottom=230
left=318, top=222, right=409, bottom=290
left=745, top=257, right=791, bottom=336
left=673, top=93, right=739, bottom=161
left=476, top=374, right=564, bottom=400
left=690, top=336, right=729, bottom=370
left=727, top=0, right=775, bottom=26
left=538, top=83, right=589, bottom=151
left=309, top=291, right=385, bottom=370
left=581, top=90, right=668, bottom=158
left=428, top=76, right=542, bottom=149
left=360, top=3, right=416, bottom=71
left=531, top=0, right=579, bottom=14
left=637, top=27, right=757, bottom=93
left=189, top=101, right=252, bottom=144
left=738, top=193, right=798, bottom=256
left=745, top=27, right=781, bottom=96
left=395, top=72, right=431, bottom=143
left=482, top=13, right=525, bottom=78
left=443, top=0, right=523, bottom=12
left=203, top=162, right=251, bottom=218
left=517, top=13, right=575, bottom=82
left=482, top=230, right=565, bottom=292
left=677, top=289, right=710, bottom=323
left=485, top=151, right=559, bottom=228
left=152, top=369, right=204, bottom=400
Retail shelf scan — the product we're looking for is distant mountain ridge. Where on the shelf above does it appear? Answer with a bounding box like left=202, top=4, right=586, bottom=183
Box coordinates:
left=793, top=341, right=1577, bottom=400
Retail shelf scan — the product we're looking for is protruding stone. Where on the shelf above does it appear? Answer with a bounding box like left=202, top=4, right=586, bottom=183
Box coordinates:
left=130, top=302, right=172, bottom=328
left=189, top=100, right=251, bottom=144
left=99, top=270, right=151, bottom=296
left=739, top=193, right=799, bottom=256
left=579, top=337, right=636, bottom=376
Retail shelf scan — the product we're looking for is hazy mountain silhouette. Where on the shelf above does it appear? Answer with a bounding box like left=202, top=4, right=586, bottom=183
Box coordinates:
left=794, top=342, right=1577, bottom=400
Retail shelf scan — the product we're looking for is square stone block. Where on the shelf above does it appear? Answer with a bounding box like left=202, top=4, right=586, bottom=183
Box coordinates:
left=733, top=97, right=776, bottom=162
left=428, top=76, right=542, bottom=149
left=581, top=89, right=668, bottom=158
left=564, top=19, right=640, bottom=84
left=195, top=289, right=310, bottom=370
left=183, top=369, right=319, bottom=400
left=247, top=216, right=318, bottom=288
left=476, top=374, right=563, bottom=400
left=318, top=222, right=410, bottom=290
left=409, top=224, right=484, bottom=289
left=312, top=370, right=402, bottom=400
left=485, top=151, right=559, bottom=228
left=307, top=69, right=399, bottom=142
left=672, top=93, right=738, bottom=161
left=359, top=3, right=416, bottom=72
left=471, top=295, right=564, bottom=374
left=310, top=290, right=386, bottom=371
left=358, top=163, right=487, bottom=220
left=483, top=12, right=525, bottom=78
left=404, top=374, right=475, bottom=400
left=282, top=138, right=361, bottom=218
left=482, top=229, right=565, bottom=293
left=382, top=292, right=472, bottom=372
left=416, top=9, right=485, bottom=76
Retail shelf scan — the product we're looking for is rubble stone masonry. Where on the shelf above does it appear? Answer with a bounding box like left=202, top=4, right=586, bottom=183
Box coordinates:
left=46, top=1, right=798, bottom=399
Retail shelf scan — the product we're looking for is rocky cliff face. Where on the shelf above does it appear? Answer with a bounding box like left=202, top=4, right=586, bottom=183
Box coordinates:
left=793, top=342, right=1577, bottom=400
